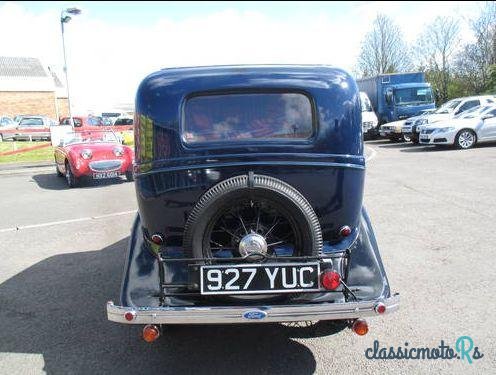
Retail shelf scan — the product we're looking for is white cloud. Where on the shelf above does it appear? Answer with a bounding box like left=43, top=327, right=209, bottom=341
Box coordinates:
left=0, top=2, right=481, bottom=112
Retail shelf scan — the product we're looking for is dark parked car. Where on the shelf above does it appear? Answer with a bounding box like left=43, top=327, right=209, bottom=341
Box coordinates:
left=106, top=65, right=399, bottom=341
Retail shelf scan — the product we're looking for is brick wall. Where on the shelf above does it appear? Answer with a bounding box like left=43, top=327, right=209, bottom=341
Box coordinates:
left=56, top=97, right=69, bottom=119
left=0, top=91, right=58, bottom=119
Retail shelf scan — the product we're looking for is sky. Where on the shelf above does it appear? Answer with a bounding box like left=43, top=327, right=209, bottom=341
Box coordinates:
left=0, top=1, right=486, bottom=112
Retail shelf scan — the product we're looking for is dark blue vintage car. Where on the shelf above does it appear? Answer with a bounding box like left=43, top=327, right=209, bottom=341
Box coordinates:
left=107, top=65, right=399, bottom=341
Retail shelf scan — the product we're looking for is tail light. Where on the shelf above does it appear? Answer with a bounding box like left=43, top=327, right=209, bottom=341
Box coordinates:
left=151, top=233, right=164, bottom=245
left=352, top=319, right=369, bottom=336
left=124, top=311, right=136, bottom=321
left=374, top=302, right=386, bottom=314
left=142, top=325, right=160, bottom=342
left=339, top=225, right=352, bottom=237
left=321, top=271, right=341, bottom=290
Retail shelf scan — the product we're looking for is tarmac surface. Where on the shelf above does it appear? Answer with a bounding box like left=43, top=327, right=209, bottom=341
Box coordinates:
left=0, top=140, right=495, bottom=374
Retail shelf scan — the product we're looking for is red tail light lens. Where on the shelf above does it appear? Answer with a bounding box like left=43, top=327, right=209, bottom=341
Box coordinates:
left=352, top=319, right=369, bottom=336
left=124, top=311, right=136, bottom=321
left=143, top=325, right=160, bottom=342
left=321, top=271, right=341, bottom=290
left=375, top=303, right=386, bottom=314
left=339, top=225, right=352, bottom=237
left=151, top=233, right=164, bottom=245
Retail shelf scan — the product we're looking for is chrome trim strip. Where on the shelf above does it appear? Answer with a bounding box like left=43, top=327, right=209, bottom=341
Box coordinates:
left=107, top=294, right=399, bottom=324
left=137, top=161, right=365, bottom=177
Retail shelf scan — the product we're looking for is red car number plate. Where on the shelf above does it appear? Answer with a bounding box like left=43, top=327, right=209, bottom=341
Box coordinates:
left=93, top=171, right=119, bottom=179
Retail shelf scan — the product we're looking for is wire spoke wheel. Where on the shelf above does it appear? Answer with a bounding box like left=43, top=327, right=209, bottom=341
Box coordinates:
left=182, top=174, right=323, bottom=301
left=202, top=197, right=302, bottom=259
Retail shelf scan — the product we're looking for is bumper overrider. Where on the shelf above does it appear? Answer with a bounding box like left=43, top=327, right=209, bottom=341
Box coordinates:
left=107, top=294, right=399, bottom=324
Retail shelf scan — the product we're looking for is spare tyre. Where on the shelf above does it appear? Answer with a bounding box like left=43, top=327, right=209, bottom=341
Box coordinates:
left=183, top=173, right=323, bottom=260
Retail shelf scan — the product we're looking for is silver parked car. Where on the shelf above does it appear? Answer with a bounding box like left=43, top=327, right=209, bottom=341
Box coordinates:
left=419, top=105, right=496, bottom=149
left=14, top=116, right=57, bottom=141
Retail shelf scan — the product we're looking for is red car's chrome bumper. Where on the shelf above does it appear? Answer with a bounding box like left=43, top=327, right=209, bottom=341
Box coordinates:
left=73, top=159, right=131, bottom=177
left=107, top=294, right=399, bottom=325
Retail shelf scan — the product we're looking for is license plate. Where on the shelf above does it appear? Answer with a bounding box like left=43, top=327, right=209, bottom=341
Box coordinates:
left=93, top=171, right=119, bottom=179
left=200, top=263, right=320, bottom=295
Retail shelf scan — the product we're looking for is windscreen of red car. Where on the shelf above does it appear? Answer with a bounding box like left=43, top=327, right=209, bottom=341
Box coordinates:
left=183, top=93, right=313, bottom=144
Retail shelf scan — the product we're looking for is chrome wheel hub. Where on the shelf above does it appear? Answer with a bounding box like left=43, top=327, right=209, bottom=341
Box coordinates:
left=459, top=132, right=474, bottom=148
left=239, top=233, right=268, bottom=257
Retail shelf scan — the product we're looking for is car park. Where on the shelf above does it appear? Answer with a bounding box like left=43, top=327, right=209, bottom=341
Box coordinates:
left=419, top=104, right=496, bottom=149
left=54, top=130, right=134, bottom=188
left=106, top=65, right=399, bottom=341
left=402, top=96, right=495, bottom=144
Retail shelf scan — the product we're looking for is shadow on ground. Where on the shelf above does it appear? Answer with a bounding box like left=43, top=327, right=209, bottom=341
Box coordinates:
left=0, top=238, right=322, bottom=374
left=31, top=173, right=128, bottom=191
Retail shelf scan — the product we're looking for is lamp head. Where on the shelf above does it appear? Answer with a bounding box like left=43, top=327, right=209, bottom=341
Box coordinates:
left=65, top=7, right=82, bottom=15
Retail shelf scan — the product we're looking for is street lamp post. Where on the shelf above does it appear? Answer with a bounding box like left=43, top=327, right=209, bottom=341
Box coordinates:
left=60, top=7, right=81, bottom=127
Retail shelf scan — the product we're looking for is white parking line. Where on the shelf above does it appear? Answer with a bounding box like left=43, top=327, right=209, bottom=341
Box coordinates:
left=1, top=150, right=378, bottom=234
left=365, top=146, right=377, bottom=162
left=0, top=210, right=136, bottom=233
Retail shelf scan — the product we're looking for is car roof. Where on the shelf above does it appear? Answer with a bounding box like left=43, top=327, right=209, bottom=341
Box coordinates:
left=457, top=95, right=495, bottom=101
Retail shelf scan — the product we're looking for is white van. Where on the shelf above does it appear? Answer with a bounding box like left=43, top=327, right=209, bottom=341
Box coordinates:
left=360, top=92, right=379, bottom=138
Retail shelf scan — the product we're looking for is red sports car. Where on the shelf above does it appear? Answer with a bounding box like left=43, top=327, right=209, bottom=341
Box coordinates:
left=54, top=130, right=134, bottom=188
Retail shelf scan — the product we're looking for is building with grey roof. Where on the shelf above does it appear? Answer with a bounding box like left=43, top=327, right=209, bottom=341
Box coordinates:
left=0, top=56, right=68, bottom=119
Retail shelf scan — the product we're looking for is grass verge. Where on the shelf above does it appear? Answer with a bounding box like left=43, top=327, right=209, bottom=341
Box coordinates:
left=0, top=141, right=54, bottom=164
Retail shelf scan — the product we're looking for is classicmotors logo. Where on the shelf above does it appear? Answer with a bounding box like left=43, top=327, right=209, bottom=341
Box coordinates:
left=365, top=336, right=484, bottom=364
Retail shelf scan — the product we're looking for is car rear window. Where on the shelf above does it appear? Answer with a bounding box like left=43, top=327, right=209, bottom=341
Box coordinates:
left=183, top=92, right=313, bottom=144
left=19, top=118, right=43, bottom=126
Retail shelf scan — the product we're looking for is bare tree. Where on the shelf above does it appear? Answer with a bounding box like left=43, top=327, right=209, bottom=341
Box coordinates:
left=455, top=1, right=496, bottom=93
left=415, top=16, right=460, bottom=104
left=356, top=14, right=412, bottom=77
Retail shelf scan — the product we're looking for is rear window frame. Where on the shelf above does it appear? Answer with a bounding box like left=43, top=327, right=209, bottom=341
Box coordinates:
left=180, top=89, right=318, bottom=149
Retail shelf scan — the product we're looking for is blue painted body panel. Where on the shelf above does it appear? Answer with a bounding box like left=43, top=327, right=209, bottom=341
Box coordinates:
left=134, top=65, right=365, bottom=244
left=119, top=65, right=393, bottom=307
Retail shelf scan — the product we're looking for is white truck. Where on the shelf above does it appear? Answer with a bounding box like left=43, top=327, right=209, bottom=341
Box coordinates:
left=360, top=92, right=379, bottom=139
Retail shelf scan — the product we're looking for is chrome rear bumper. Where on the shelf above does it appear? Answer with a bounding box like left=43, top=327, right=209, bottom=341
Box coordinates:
left=107, top=294, right=399, bottom=324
